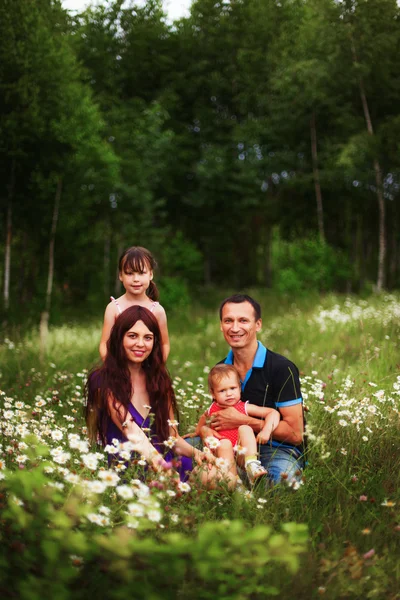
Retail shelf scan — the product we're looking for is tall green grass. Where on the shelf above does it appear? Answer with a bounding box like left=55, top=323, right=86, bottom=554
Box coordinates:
left=0, top=291, right=399, bottom=599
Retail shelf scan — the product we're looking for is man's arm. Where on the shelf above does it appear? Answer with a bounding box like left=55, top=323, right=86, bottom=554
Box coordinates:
left=210, top=407, right=263, bottom=432
left=270, top=403, right=303, bottom=445
left=210, top=403, right=303, bottom=445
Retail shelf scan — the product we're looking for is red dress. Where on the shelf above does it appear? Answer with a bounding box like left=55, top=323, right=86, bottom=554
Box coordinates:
left=207, top=401, right=248, bottom=447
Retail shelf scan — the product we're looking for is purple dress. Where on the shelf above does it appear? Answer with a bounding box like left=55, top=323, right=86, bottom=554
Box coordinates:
left=106, top=402, right=192, bottom=482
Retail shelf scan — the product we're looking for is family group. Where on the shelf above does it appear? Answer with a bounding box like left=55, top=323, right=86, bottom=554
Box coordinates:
left=85, top=246, right=305, bottom=490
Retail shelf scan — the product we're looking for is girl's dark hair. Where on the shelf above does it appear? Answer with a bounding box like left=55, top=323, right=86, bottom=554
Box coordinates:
left=118, top=246, right=159, bottom=301
left=85, top=306, right=177, bottom=445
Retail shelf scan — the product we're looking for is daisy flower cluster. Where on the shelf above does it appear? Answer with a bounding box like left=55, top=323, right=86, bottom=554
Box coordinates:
left=0, top=370, right=189, bottom=532
left=300, top=371, right=400, bottom=454
left=173, top=374, right=211, bottom=430
left=310, top=294, right=400, bottom=332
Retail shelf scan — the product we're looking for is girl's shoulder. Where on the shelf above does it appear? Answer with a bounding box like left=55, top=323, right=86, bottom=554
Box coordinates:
left=109, top=295, right=126, bottom=315
left=150, top=301, right=166, bottom=316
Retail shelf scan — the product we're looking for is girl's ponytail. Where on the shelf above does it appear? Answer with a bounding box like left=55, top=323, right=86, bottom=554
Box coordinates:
left=147, top=280, right=159, bottom=301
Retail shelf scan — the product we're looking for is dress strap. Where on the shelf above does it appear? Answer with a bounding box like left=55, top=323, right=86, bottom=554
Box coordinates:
left=110, top=296, right=123, bottom=314
left=150, top=301, right=159, bottom=313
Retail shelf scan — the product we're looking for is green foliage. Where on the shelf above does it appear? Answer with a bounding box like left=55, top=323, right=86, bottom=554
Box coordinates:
left=1, top=292, right=400, bottom=598
left=158, top=276, right=191, bottom=312
left=272, top=234, right=351, bottom=294
left=160, top=231, right=203, bottom=283
left=0, top=460, right=307, bottom=599
left=1, top=0, right=400, bottom=315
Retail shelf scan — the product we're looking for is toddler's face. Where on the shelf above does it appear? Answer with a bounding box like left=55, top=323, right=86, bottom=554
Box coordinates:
left=211, top=373, right=241, bottom=407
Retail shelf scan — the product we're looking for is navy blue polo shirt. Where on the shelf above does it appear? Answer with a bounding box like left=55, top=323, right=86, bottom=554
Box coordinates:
left=223, top=341, right=303, bottom=453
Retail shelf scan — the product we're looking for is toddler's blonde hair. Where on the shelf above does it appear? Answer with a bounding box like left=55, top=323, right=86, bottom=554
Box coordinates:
left=208, top=363, right=240, bottom=394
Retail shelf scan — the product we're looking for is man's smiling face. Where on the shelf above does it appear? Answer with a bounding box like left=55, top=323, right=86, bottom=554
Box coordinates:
left=220, top=301, right=261, bottom=349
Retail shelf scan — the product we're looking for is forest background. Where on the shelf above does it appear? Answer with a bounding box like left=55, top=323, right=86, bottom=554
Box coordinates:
left=1, top=2, right=400, bottom=597
left=1, top=0, right=400, bottom=328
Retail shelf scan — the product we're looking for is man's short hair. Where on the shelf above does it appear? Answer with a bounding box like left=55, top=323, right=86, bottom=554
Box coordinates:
left=208, top=364, right=240, bottom=392
left=219, top=294, right=261, bottom=321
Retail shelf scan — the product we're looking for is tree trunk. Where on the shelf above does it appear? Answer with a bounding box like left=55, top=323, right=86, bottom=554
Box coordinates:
left=40, top=177, right=62, bottom=358
left=350, top=33, right=386, bottom=291
left=18, top=231, right=29, bottom=303
left=4, top=159, right=16, bottom=313
left=310, top=111, right=325, bottom=243
left=356, top=214, right=364, bottom=291
left=388, top=231, right=397, bottom=290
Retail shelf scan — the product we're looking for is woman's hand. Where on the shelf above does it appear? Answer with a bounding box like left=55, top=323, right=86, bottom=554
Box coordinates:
left=182, top=431, right=197, bottom=439
left=200, top=425, right=222, bottom=441
left=193, top=448, right=206, bottom=466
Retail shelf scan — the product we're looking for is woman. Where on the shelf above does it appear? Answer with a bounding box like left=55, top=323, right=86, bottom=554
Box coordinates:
left=85, top=306, right=204, bottom=481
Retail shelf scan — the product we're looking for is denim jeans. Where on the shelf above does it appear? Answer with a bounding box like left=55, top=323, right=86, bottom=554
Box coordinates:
left=258, top=444, right=304, bottom=486
left=185, top=436, right=304, bottom=488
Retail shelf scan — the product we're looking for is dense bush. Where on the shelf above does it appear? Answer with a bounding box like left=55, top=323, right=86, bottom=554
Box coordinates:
left=272, top=236, right=351, bottom=295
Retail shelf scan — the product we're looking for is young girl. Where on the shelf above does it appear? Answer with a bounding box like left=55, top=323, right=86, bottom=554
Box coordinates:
left=99, top=246, right=170, bottom=362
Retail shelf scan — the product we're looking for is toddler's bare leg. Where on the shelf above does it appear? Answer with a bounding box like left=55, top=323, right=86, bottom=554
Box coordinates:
left=237, top=424, right=258, bottom=467
left=192, top=439, right=237, bottom=489
left=237, top=425, right=268, bottom=485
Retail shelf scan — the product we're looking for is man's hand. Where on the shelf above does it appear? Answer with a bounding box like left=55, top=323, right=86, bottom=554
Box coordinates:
left=210, top=407, right=246, bottom=431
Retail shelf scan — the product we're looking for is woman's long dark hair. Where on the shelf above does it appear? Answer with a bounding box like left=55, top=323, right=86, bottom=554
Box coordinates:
left=85, top=306, right=177, bottom=445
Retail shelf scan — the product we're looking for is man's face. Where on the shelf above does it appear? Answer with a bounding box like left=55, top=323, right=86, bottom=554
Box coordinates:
left=220, top=301, right=261, bottom=349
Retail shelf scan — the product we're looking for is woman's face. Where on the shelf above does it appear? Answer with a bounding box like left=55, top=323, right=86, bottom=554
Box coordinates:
left=123, top=320, right=154, bottom=364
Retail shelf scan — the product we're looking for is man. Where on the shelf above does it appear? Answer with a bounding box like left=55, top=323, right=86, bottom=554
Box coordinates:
left=211, top=293, right=305, bottom=486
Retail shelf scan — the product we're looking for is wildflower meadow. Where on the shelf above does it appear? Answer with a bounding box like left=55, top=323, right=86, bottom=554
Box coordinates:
left=0, top=292, right=399, bottom=599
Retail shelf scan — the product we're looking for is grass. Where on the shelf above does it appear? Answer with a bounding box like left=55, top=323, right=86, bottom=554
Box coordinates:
left=0, top=291, right=399, bottom=599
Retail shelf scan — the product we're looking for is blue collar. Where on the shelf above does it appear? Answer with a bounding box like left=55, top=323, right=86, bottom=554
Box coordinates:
left=224, top=341, right=267, bottom=390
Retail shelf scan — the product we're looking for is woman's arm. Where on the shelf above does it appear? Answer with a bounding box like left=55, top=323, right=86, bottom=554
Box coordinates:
left=99, top=304, right=116, bottom=361
left=168, top=406, right=208, bottom=465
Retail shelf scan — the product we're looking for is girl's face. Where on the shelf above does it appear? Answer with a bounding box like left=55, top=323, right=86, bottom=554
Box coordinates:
left=119, top=259, right=153, bottom=296
left=211, top=373, right=241, bottom=407
left=123, top=320, right=154, bottom=364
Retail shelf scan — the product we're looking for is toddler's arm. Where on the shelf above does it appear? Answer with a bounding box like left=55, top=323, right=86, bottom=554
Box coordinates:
left=246, top=404, right=280, bottom=444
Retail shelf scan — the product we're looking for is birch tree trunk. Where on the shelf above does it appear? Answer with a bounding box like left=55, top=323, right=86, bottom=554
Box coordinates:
left=4, top=159, right=16, bottom=313
left=40, top=177, right=62, bottom=357
left=310, top=111, right=325, bottom=243
left=350, top=34, right=386, bottom=291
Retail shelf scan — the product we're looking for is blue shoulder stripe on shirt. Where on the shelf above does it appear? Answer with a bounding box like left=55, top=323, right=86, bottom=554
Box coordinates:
left=275, top=397, right=303, bottom=408
left=224, top=341, right=266, bottom=368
